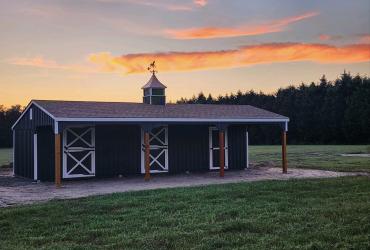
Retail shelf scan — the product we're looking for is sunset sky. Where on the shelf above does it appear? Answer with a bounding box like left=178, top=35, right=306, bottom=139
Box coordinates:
left=0, top=0, right=369, bottom=107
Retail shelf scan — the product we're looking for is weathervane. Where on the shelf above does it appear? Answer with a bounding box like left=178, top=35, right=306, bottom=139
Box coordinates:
left=147, top=61, right=157, bottom=75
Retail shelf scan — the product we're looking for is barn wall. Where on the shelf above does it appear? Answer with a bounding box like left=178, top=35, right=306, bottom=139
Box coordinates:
left=37, top=126, right=55, bottom=181
left=14, top=129, right=34, bottom=179
left=14, top=122, right=247, bottom=180
left=95, top=125, right=141, bottom=177
left=93, top=124, right=246, bottom=176
left=168, top=125, right=209, bottom=174
left=228, top=125, right=247, bottom=170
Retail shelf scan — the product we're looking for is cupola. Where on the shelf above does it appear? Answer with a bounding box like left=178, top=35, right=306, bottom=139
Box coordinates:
left=142, top=61, right=166, bottom=105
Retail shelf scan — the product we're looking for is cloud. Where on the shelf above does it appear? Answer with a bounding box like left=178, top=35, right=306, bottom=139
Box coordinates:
left=165, top=11, right=319, bottom=39
left=10, top=43, right=369, bottom=75
left=99, top=0, right=205, bottom=11
left=358, top=34, right=370, bottom=43
left=8, top=56, right=99, bottom=74
left=193, top=0, right=208, bottom=7
left=318, top=33, right=370, bottom=43
left=318, top=34, right=344, bottom=41
left=88, top=43, right=370, bottom=74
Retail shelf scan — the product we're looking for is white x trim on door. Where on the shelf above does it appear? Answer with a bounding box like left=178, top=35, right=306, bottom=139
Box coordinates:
left=141, top=126, right=169, bottom=173
left=63, top=127, right=96, bottom=178
left=66, top=128, right=94, bottom=148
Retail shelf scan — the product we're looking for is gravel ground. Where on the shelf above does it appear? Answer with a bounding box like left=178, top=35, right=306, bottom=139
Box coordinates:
left=0, top=167, right=367, bottom=207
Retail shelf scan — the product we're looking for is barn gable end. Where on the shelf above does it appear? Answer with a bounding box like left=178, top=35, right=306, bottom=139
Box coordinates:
left=12, top=101, right=55, bottom=131
left=12, top=101, right=55, bottom=179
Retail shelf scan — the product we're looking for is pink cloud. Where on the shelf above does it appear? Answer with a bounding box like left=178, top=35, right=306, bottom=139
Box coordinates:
left=193, top=0, right=208, bottom=7
left=165, top=11, right=319, bottom=39
left=8, top=56, right=99, bottom=74
left=103, top=0, right=206, bottom=12
left=358, top=34, right=370, bottom=43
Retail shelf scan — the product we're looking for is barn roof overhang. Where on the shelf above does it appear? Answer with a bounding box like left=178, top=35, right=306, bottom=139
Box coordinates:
left=12, top=100, right=289, bottom=134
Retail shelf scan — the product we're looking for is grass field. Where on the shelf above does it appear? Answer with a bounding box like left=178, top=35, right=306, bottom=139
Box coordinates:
left=249, top=145, right=370, bottom=172
left=0, top=148, right=12, bottom=166
left=1, top=177, right=369, bottom=249
left=1, top=145, right=370, bottom=171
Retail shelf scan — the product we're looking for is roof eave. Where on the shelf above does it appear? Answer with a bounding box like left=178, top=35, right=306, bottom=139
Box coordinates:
left=54, top=117, right=289, bottom=123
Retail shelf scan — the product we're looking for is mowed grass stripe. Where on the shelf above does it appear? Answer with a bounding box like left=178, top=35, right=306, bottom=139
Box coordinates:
left=1, top=176, right=369, bottom=249
left=249, top=145, right=370, bottom=172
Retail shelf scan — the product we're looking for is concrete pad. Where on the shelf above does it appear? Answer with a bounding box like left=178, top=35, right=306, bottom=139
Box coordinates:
left=0, top=167, right=367, bottom=207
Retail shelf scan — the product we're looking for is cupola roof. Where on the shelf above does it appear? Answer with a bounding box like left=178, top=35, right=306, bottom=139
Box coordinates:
left=141, top=73, right=167, bottom=89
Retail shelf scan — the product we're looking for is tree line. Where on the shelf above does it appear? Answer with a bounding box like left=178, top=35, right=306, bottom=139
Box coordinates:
left=0, top=72, right=369, bottom=147
left=0, top=105, right=22, bottom=147
left=178, top=72, right=370, bottom=145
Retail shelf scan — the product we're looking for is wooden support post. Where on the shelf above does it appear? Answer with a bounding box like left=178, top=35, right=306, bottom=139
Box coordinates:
left=144, top=132, right=151, bottom=181
left=219, top=130, right=225, bottom=177
left=282, top=131, right=287, bottom=174
left=55, top=133, right=61, bottom=187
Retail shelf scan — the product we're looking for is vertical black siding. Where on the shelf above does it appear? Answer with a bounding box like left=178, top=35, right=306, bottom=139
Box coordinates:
left=14, top=104, right=54, bottom=130
left=168, top=125, right=209, bottom=174
left=37, top=126, right=55, bottom=181
left=95, top=125, right=141, bottom=177
left=228, top=125, right=247, bottom=170
left=13, top=103, right=55, bottom=179
left=14, top=129, right=34, bottom=179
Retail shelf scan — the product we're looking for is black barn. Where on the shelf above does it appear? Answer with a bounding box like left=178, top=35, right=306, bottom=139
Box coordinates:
left=12, top=73, right=289, bottom=186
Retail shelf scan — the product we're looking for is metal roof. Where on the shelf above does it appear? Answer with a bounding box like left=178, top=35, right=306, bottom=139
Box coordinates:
left=31, top=100, right=288, bottom=120
left=141, top=74, right=167, bottom=89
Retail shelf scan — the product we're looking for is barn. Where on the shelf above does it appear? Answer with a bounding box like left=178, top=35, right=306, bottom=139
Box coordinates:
left=12, top=72, right=289, bottom=187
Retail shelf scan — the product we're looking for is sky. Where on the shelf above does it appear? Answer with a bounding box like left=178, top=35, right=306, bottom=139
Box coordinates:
left=0, top=0, right=369, bottom=107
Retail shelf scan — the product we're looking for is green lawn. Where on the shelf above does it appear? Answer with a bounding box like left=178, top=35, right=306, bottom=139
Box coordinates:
left=0, top=148, right=12, bottom=167
left=250, top=145, right=370, bottom=172
left=1, top=177, right=369, bottom=249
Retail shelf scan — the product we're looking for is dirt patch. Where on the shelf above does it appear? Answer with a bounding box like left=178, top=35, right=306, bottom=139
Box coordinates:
left=250, top=161, right=276, bottom=168
left=0, top=167, right=367, bottom=207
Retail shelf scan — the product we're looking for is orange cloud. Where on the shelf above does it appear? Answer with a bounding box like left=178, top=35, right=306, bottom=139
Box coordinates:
left=88, top=43, right=370, bottom=74
left=165, top=11, right=319, bottom=39
left=10, top=43, right=369, bottom=75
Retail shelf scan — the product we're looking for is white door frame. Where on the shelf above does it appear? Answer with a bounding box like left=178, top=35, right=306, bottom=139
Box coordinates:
left=209, top=126, right=229, bottom=170
left=62, top=126, right=96, bottom=178
left=141, top=126, right=169, bottom=173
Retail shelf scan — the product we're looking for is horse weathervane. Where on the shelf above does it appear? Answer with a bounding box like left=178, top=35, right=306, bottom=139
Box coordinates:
left=147, top=61, right=157, bottom=75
